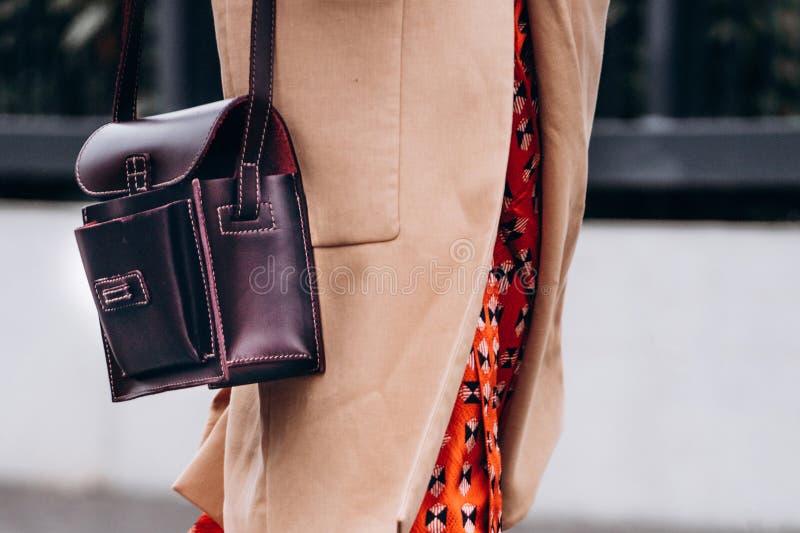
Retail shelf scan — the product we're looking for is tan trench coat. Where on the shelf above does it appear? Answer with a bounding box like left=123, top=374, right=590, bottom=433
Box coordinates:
left=174, top=1, right=609, bottom=531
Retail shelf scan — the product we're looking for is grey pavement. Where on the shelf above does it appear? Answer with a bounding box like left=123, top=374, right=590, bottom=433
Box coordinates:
left=3, top=206, right=800, bottom=529
left=0, top=485, right=797, bottom=533
left=0, top=485, right=194, bottom=533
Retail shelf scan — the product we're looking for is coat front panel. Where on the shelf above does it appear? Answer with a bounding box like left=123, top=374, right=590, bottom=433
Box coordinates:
left=175, top=1, right=607, bottom=531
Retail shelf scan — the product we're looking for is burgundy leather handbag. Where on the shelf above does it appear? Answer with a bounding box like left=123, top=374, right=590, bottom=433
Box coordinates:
left=73, top=0, right=324, bottom=401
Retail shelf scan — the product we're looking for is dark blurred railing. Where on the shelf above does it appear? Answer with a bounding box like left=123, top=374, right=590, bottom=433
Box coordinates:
left=1, top=0, right=799, bottom=220
left=599, top=0, right=800, bottom=119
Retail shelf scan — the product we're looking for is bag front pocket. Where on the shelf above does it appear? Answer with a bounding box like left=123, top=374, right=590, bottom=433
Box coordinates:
left=75, top=199, right=214, bottom=377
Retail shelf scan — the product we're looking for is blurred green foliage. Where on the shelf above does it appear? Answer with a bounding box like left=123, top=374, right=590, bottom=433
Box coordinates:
left=1, top=0, right=798, bottom=118
left=596, top=1, right=647, bottom=118
left=597, top=0, right=800, bottom=118
left=678, top=0, right=800, bottom=116
left=0, top=0, right=154, bottom=115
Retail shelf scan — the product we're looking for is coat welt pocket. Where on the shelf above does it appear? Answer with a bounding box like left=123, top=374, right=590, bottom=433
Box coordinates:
left=274, top=0, right=403, bottom=247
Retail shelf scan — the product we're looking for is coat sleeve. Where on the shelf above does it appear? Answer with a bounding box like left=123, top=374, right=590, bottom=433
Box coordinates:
left=499, top=0, right=609, bottom=528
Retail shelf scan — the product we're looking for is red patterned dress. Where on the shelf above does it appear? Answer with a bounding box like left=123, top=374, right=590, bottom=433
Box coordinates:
left=409, top=0, right=542, bottom=531
left=189, top=0, right=541, bottom=531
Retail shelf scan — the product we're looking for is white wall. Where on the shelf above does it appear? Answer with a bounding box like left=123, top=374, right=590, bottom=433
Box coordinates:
left=0, top=201, right=213, bottom=496
left=0, top=201, right=798, bottom=528
left=536, top=220, right=800, bottom=530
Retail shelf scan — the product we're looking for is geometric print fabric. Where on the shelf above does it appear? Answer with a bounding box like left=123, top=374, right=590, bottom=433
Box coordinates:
left=409, top=0, right=543, bottom=530
left=188, top=1, right=542, bottom=532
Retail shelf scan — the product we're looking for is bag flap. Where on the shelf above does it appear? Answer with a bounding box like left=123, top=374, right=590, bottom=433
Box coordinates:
left=75, top=96, right=248, bottom=197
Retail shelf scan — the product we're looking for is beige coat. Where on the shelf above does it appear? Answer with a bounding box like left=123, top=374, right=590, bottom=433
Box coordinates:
left=174, top=1, right=609, bottom=531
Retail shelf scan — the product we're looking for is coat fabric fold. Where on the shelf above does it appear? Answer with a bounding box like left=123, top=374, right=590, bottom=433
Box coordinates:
left=173, top=1, right=609, bottom=531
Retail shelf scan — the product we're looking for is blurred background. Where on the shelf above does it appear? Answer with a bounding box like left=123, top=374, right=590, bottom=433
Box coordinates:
left=0, top=0, right=798, bottom=532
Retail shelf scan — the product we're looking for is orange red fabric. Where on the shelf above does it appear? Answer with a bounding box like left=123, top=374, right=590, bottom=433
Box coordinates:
left=188, top=0, right=540, bottom=531
left=409, top=0, right=542, bottom=530
left=188, top=512, right=223, bottom=533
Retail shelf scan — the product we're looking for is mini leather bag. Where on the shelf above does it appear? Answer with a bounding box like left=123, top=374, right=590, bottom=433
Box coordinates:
left=73, top=0, right=324, bottom=401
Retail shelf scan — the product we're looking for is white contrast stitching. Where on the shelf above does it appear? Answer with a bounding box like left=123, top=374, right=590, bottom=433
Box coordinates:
left=111, top=371, right=225, bottom=402
left=89, top=202, right=223, bottom=400
left=185, top=199, right=217, bottom=357
left=291, top=173, right=322, bottom=370
left=194, top=183, right=228, bottom=368
left=94, top=271, right=149, bottom=312
left=235, top=0, right=260, bottom=219
left=196, top=175, right=320, bottom=372
left=76, top=96, right=248, bottom=196
left=235, top=0, right=272, bottom=219
left=126, top=172, right=147, bottom=192
left=227, top=353, right=313, bottom=366
left=124, top=155, right=149, bottom=192
left=236, top=162, right=261, bottom=219
left=75, top=123, right=128, bottom=196
left=253, top=0, right=274, bottom=172
left=101, top=285, right=133, bottom=304
left=217, top=201, right=276, bottom=235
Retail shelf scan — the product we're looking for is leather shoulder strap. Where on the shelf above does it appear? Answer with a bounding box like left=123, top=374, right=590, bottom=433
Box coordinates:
left=233, top=0, right=275, bottom=219
left=110, top=0, right=275, bottom=220
left=111, top=0, right=145, bottom=124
